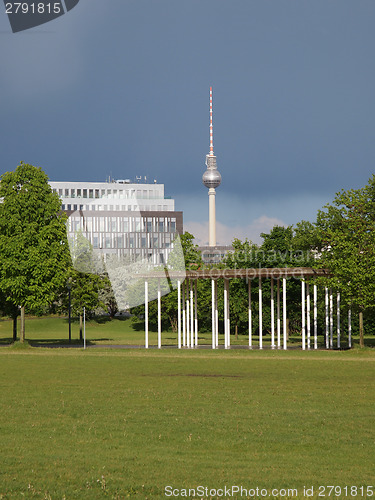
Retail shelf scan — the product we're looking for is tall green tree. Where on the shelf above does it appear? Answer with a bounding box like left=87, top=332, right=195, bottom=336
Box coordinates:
left=0, top=162, right=69, bottom=342
left=315, top=175, right=375, bottom=346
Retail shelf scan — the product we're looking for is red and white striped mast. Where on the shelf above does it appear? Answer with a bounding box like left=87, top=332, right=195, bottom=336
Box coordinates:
left=209, top=86, right=214, bottom=156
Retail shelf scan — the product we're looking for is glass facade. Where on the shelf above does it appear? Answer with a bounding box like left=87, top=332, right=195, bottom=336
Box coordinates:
left=50, top=180, right=182, bottom=265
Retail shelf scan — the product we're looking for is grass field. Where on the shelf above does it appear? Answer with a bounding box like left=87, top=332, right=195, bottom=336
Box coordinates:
left=0, top=315, right=372, bottom=348
left=0, top=346, right=374, bottom=499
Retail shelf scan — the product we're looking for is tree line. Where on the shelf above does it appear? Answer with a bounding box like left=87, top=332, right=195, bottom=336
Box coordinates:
left=1, top=162, right=375, bottom=345
left=0, top=163, right=117, bottom=342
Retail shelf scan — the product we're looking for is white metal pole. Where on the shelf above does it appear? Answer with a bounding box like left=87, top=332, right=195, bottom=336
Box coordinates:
left=307, top=282, right=311, bottom=350
left=224, top=279, right=228, bottom=349
left=177, top=280, right=181, bottom=349
left=158, top=279, right=161, bottom=349
left=215, top=280, right=218, bottom=347
left=259, top=277, right=263, bottom=349
left=190, top=281, right=194, bottom=348
left=212, top=279, right=215, bottom=349
left=283, top=278, right=287, bottom=350
left=194, top=280, right=198, bottom=347
left=186, top=298, right=190, bottom=348
left=182, top=282, right=186, bottom=347
left=348, top=308, right=352, bottom=348
left=83, top=307, right=86, bottom=350
left=186, top=280, right=190, bottom=348
left=302, top=280, right=306, bottom=351
left=337, top=292, right=340, bottom=349
left=277, top=279, right=281, bottom=348
left=329, top=288, right=333, bottom=349
left=248, top=279, right=252, bottom=347
left=313, top=284, right=318, bottom=350
left=227, top=281, right=230, bottom=348
left=325, top=287, right=329, bottom=349
left=145, top=280, right=149, bottom=349
left=271, top=278, right=275, bottom=349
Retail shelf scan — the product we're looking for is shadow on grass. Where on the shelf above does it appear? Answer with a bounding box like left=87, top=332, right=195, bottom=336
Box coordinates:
left=29, top=338, right=112, bottom=347
left=91, top=316, right=130, bottom=324
left=0, top=337, right=14, bottom=346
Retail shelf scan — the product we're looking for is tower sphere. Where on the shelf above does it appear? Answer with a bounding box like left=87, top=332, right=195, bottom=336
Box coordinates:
left=202, top=168, right=221, bottom=189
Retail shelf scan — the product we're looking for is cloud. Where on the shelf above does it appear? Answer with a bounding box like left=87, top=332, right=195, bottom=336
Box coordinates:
left=185, top=215, right=287, bottom=246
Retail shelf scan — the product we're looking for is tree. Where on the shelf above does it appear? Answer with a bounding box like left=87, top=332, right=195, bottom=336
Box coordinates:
left=222, top=229, right=318, bottom=338
left=66, top=269, right=104, bottom=339
left=0, top=163, right=70, bottom=342
left=98, top=274, right=118, bottom=318
left=315, top=175, right=375, bottom=347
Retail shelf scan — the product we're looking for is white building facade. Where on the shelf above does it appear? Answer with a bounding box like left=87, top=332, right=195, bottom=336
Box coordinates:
left=50, top=179, right=183, bottom=265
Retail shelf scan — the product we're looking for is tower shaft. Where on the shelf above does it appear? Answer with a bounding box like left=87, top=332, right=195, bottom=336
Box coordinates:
left=208, top=188, right=216, bottom=246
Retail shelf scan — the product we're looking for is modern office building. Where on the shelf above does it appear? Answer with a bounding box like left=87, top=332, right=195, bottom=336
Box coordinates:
left=50, top=179, right=183, bottom=265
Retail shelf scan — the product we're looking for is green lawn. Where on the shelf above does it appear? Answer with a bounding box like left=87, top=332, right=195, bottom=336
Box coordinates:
left=0, top=347, right=374, bottom=499
left=0, top=315, right=369, bottom=349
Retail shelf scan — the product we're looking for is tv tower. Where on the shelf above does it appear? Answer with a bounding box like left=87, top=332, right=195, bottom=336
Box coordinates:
left=202, top=86, right=221, bottom=246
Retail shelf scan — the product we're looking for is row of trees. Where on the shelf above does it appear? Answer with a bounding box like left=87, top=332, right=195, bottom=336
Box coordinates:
left=0, top=163, right=117, bottom=341
left=132, top=176, right=375, bottom=345
left=1, top=162, right=375, bottom=345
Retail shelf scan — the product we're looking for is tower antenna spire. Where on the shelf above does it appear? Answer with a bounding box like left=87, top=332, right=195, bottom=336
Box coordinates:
left=209, top=86, right=214, bottom=156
